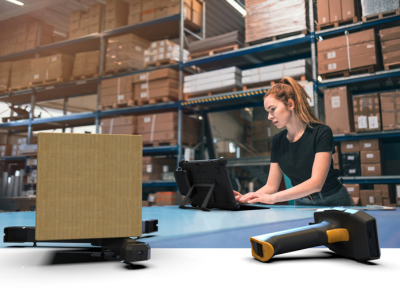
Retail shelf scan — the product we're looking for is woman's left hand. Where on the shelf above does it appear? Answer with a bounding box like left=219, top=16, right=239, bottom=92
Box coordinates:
left=238, top=192, right=276, bottom=204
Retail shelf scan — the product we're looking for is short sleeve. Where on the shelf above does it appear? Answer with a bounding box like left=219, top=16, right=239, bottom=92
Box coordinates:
left=315, top=125, right=335, bottom=153
left=270, top=134, right=279, bottom=163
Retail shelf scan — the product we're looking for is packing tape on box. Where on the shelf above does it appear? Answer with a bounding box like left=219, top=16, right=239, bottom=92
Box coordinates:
left=345, top=31, right=352, bottom=72
left=150, top=114, right=156, bottom=142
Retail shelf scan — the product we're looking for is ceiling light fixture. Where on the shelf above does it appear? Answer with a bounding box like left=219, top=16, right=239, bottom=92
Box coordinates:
left=6, top=0, right=24, bottom=6
left=226, top=0, right=246, bottom=17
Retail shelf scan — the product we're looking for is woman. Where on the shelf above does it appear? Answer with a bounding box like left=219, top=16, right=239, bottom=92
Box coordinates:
left=234, top=77, right=355, bottom=206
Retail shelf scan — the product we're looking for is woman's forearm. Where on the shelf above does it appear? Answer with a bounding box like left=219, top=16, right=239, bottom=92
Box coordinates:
left=272, top=179, right=321, bottom=203
left=256, top=184, right=278, bottom=195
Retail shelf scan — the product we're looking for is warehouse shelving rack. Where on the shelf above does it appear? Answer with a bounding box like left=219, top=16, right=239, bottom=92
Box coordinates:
left=2, top=1, right=400, bottom=191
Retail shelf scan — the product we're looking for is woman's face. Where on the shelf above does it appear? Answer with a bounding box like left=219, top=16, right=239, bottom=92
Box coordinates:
left=264, top=95, right=293, bottom=128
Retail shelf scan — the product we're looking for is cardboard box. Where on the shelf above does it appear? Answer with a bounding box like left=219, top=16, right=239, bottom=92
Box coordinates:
left=0, top=144, right=12, bottom=157
left=142, top=157, right=176, bottom=181
left=133, top=68, right=179, bottom=83
left=382, top=50, right=400, bottom=65
left=380, top=26, right=400, bottom=42
left=128, top=14, right=142, bottom=25
left=329, top=0, right=342, bottom=22
left=340, top=140, right=359, bottom=153
left=381, top=39, right=400, bottom=54
left=375, top=184, right=394, bottom=200
left=318, top=29, right=375, bottom=52
left=102, top=125, right=136, bottom=135
left=36, top=133, right=143, bottom=240
left=341, top=152, right=360, bottom=167
left=359, top=139, right=380, bottom=151
left=324, top=86, right=354, bottom=134
left=106, top=0, right=129, bottom=12
left=353, top=94, right=381, bottom=132
left=341, top=0, right=356, bottom=19
left=89, top=3, right=104, bottom=14
left=360, top=150, right=381, bottom=164
left=361, top=163, right=381, bottom=176
left=343, top=184, right=360, bottom=197
left=360, top=190, right=382, bottom=206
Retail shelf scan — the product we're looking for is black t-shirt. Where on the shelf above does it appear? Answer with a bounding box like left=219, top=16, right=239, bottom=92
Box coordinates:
left=270, top=123, right=340, bottom=193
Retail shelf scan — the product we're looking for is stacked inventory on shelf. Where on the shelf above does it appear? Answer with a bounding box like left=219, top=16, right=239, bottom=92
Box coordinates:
left=0, top=62, right=11, bottom=93
left=30, top=54, right=75, bottom=86
left=380, top=26, right=400, bottom=70
left=142, top=157, right=176, bottom=181
left=316, top=0, right=359, bottom=28
left=69, top=2, right=104, bottom=39
left=144, top=39, right=189, bottom=66
left=101, top=116, right=137, bottom=134
left=9, top=59, right=31, bottom=91
left=245, top=0, right=308, bottom=44
left=72, top=51, right=100, bottom=79
left=344, top=183, right=398, bottom=207
left=100, top=75, right=134, bottom=107
left=360, top=0, right=400, bottom=18
left=105, top=0, right=128, bottom=30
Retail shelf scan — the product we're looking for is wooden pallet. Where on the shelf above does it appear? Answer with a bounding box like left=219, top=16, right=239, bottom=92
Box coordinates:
left=184, top=87, right=240, bottom=101
left=362, top=9, right=400, bottom=22
left=136, top=96, right=177, bottom=106
left=71, top=74, right=98, bottom=81
left=9, top=86, right=30, bottom=92
left=320, top=65, right=376, bottom=80
left=29, top=77, right=65, bottom=87
left=384, top=62, right=400, bottom=71
left=316, top=16, right=359, bottom=31
left=188, top=44, right=239, bottom=60
left=99, top=99, right=135, bottom=110
left=103, top=68, right=136, bottom=76
left=144, top=59, right=177, bottom=68
left=243, top=75, right=307, bottom=91
left=245, top=29, right=308, bottom=47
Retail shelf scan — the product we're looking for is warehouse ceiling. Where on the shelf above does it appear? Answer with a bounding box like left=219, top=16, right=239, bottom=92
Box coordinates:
left=0, top=0, right=245, bottom=38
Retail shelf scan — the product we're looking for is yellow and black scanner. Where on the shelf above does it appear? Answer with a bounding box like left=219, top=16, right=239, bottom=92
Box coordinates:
left=251, top=208, right=381, bottom=262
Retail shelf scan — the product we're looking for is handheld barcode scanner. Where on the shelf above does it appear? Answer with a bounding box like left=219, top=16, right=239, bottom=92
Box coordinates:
left=251, top=208, right=381, bottom=262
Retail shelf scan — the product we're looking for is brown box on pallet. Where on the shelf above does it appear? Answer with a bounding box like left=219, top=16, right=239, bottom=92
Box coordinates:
left=375, top=184, right=395, bottom=200
left=318, top=42, right=376, bottom=63
left=329, top=0, right=342, bottom=22
left=104, top=19, right=128, bottom=30
left=137, top=112, right=177, bottom=125
left=324, top=86, right=354, bottom=134
left=129, top=1, right=142, bottom=15
left=10, top=59, right=31, bottom=89
left=340, top=140, right=359, bottom=153
left=36, top=133, right=142, bottom=240
left=361, top=163, right=381, bottom=176
left=134, top=78, right=179, bottom=100
left=133, top=68, right=179, bottom=83
left=102, top=125, right=136, bottom=135
left=46, top=54, right=75, bottom=82
left=0, top=61, right=12, bottom=91
left=353, top=94, right=381, bottom=132
left=105, top=7, right=128, bottom=23
left=382, top=50, right=400, bottom=66
left=89, top=3, right=104, bottom=14
left=30, top=57, right=48, bottom=82
left=379, top=26, right=400, bottom=42
left=344, top=184, right=360, bottom=197
left=380, top=91, right=400, bottom=130
left=360, top=190, right=382, bottom=206
left=128, top=14, right=142, bottom=25
left=360, top=150, right=381, bottom=164
left=101, top=116, right=137, bottom=127
left=0, top=144, right=12, bottom=157
left=359, top=139, right=380, bottom=151
left=341, top=0, right=356, bottom=19
left=101, top=92, right=133, bottom=104
left=101, top=75, right=133, bottom=88
left=102, top=84, right=132, bottom=97
left=106, top=0, right=129, bottom=11
left=381, top=39, right=400, bottom=54
left=318, top=29, right=375, bottom=52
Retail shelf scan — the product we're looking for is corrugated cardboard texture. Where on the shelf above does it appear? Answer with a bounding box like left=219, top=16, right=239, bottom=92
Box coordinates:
left=36, top=133, right=142, bottom=241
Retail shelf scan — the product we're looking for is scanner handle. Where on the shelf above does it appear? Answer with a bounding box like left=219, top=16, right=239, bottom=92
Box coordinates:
left=251, top=221, right=349, bottom=262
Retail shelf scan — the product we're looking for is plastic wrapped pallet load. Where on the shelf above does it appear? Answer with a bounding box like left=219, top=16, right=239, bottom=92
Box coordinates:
left=245, top=0, right=308, bottom=44
left=361, top=0, right=399, bottom=17
left=242, top=59, right=311, bottom=85
left=183, top=67, right=242, bottom=94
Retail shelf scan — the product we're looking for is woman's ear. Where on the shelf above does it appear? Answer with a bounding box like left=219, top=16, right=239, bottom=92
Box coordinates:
left=288, top=99, right=295, bottom=110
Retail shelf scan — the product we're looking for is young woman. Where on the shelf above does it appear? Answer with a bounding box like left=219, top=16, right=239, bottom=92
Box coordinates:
left=234, top=77, right=355, bottom=206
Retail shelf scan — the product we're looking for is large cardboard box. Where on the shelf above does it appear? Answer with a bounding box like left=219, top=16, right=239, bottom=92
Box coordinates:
left=360, top=150, right=381, bottom=164
left=142, top=157, right=176, bottom=181
left=0, top=61, right=12, bottom=91
left=133, top=68, right=179, bottom=83
left=379, top=26, right=400, bottom=42
left=375, top=184, right=395, bottom=200
left=329, top=0, right=342, bottom=22
left=0, top=144, right=12, bottom=157
left=353, top=94, right=381, bottom=132
left=380, top=91, right=400, bottom=130
left=359, top=139, right=380, bottom=151
left=360, top=190, right=382, bottom=206
left=36, top=133, right=143, bottom=240
left=318, top=29, right=375, bottom=52
left=361, top=163, right=381, bottom=176
left=341, top=0, right=356, bottom=19
left=324, top=86, right=354, bottom=134
left=340, top=140, right=359, bottom=153
left=343, top=184, right=360, bottom=197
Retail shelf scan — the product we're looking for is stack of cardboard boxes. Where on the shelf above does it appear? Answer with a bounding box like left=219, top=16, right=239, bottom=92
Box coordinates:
left=344, top=184, right=398, bottom=207
left=105, top=0, right=128, bottom=30
left=245, top=0, right=308, bottom=44
left=353, top=93, right=381, bottom=132
left=317, top=0, right=359, bottom=26
left=0, top=62, right=11, bottom=92
left=251, top=120, right=272, bottom=155
left=30, top=54, right=75, bottom=85
left=144, top=39, right=189, bottom=66
left=380, top=91, right=400, bottom=130
left=133, top=68, right=179, bottom=103
left=341, top=140, right=361, bottom=176
left=100, top=76, right=134, bottom=106
left=128, top=0, right=202, bottom=27
left=10, top=59, right=32, bottom=90
left=380, top=26, right=400, bottom=70
left=142, top=157, right=176, bottom=181
left=105, top=33, right=150, bottom=74
left=69, top=3, right=104, bottom=39
left=101, top=116, right=137, bottom=134
left=72, top=51, right=100, bottom=79
left=137, top=112, right=200, bottom=146
left=324, top=86, right=354, bottom=135
left=0, top=144, right=12, bottom=157
left=318, top=29, right=377, bottom=77
left=0, top=16, right=53, bottom=56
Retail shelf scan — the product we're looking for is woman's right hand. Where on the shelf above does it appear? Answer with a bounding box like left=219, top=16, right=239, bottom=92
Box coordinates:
left=233, top=190, right=243, bottom=202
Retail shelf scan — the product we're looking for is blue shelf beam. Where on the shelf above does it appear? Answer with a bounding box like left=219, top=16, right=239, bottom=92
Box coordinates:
left=334, top=130, right=400, bottom=141
left=143, top=145, right=179, bottom=155
left=341, top=176, right=400, bottom=184
left=142, top=181, right=177, bottom=187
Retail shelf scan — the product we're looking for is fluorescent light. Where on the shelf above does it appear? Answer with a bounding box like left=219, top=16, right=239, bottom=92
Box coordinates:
left=226, top=0, right=246, bottom=16
left=6, top=0, right=24, bottom=6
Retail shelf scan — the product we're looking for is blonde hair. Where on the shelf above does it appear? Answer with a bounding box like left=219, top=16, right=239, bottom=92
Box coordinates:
left=264, top=77, right=323, bottom=127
